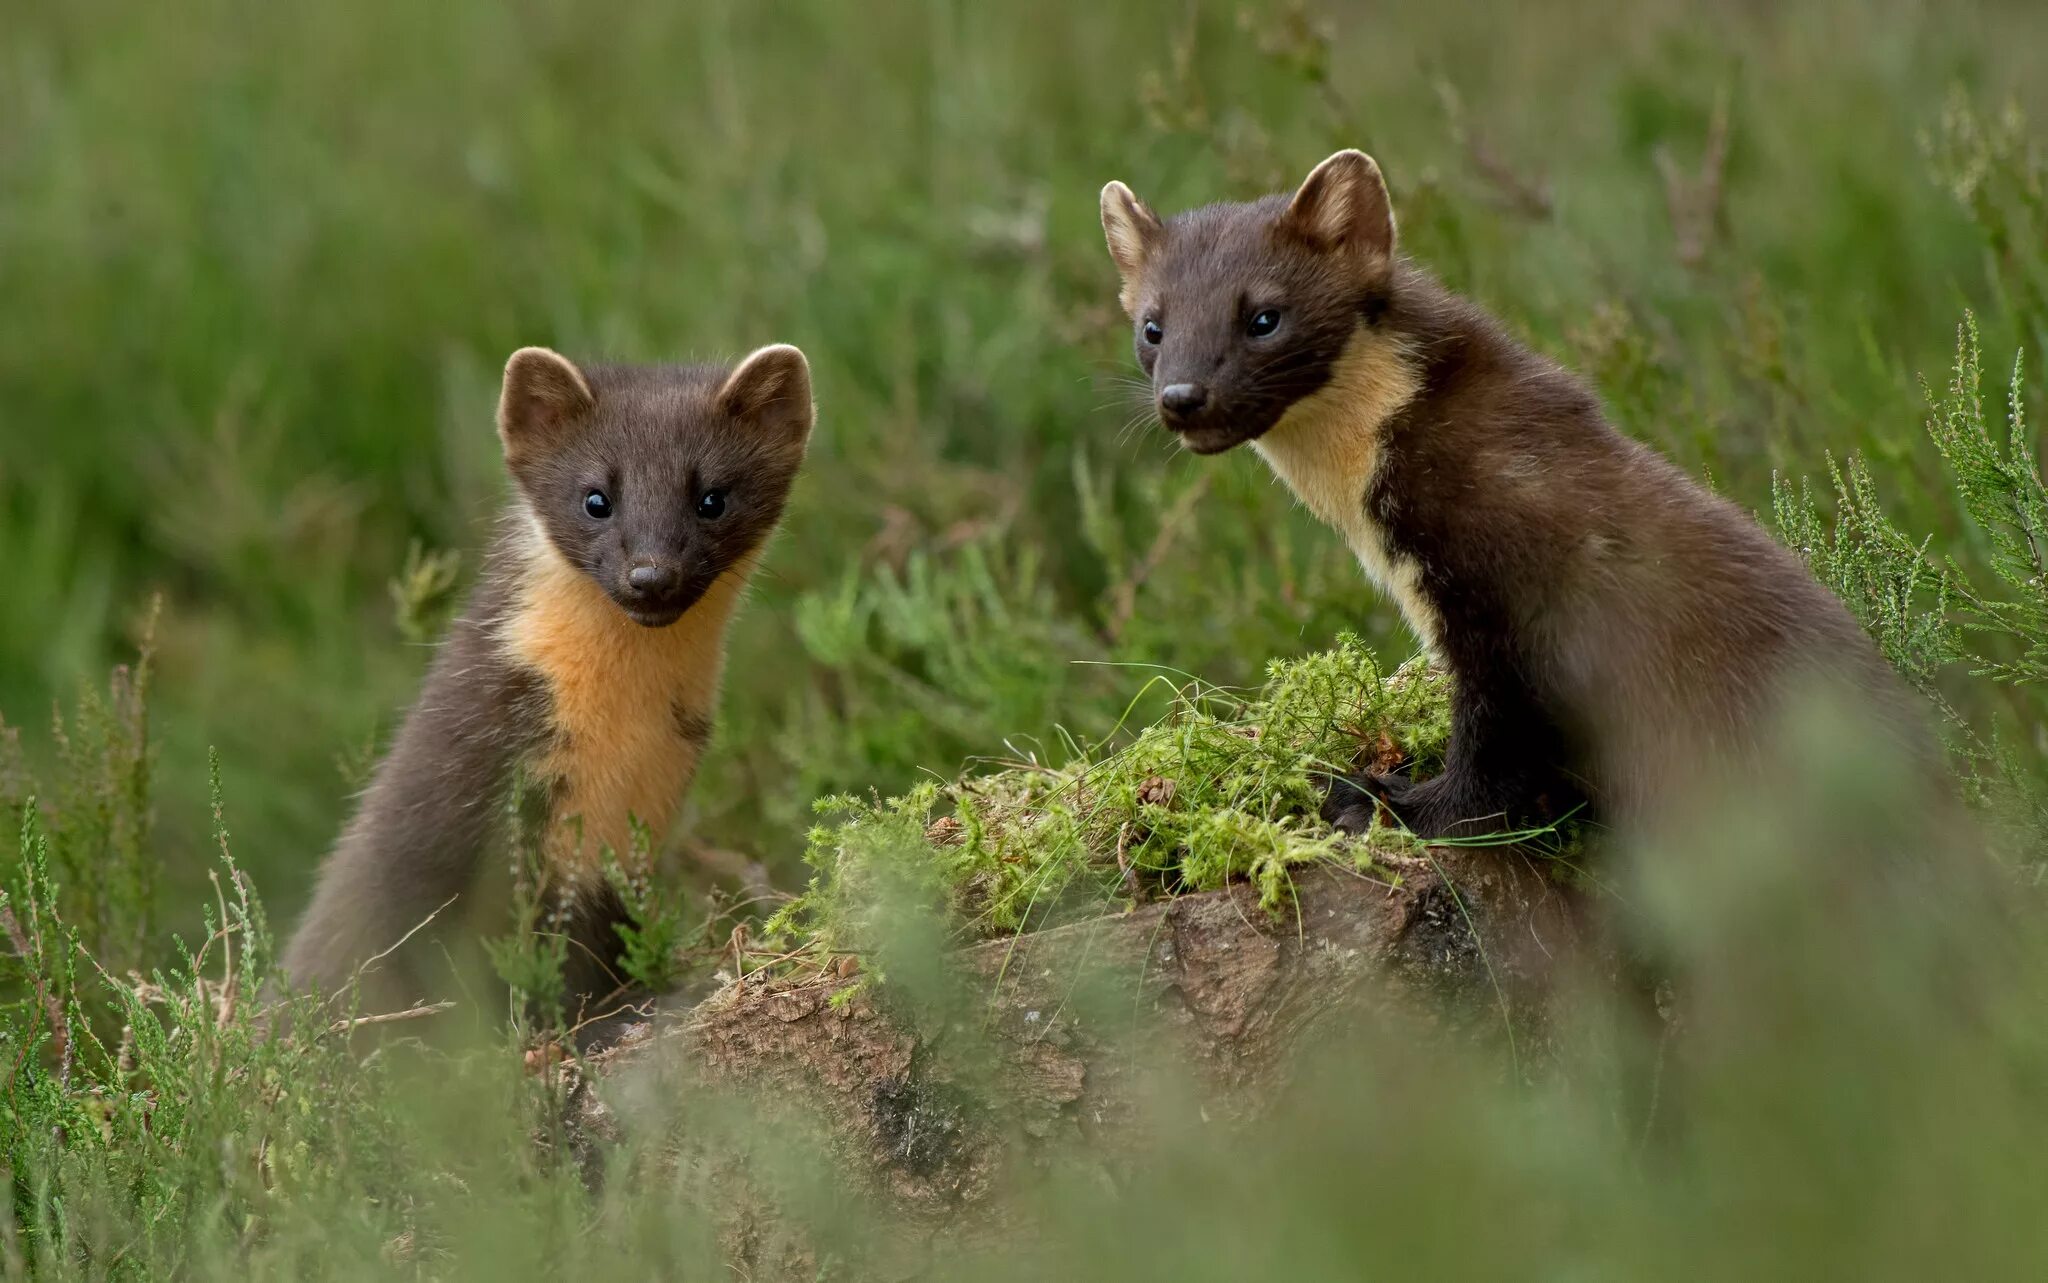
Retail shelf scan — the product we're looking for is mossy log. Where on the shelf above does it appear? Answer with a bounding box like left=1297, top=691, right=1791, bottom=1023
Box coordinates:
left=570, top=846, right=1592, bottom=1241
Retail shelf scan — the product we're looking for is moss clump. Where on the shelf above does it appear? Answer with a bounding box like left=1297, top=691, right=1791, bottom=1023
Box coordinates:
left=766, top=636, right=1450, bottom=958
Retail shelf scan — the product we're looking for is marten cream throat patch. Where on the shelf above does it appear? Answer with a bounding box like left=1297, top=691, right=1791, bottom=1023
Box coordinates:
left=500, top=512, right=745, bottom=875
left=1251, top=329, right=1437, bottom=647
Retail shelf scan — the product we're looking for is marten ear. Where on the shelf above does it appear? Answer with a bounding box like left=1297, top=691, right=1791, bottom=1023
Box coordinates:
left=1100, top=180, right=1164, bottom=311
left=717, top=344, right=814, bottom=448
left=497, top=347, right=595, bottom=462
left=1280, top=150, right=1396, bottom=269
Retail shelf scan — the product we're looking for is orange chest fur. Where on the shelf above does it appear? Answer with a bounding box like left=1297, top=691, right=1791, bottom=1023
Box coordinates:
left=499, top=537, right=748, bottom=874
left=1251, top=330, right=1440, bottom=649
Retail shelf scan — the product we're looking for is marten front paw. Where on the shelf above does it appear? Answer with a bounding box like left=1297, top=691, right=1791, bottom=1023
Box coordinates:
left=1321, top=771, right=1489, bottom=839
left=1318, top=772, right=1416, bottom=836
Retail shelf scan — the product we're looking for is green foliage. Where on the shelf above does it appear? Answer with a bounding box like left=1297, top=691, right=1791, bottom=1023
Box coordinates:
left=1775, top=313, right=2048, bottom=753
left=1924, top=90, right=2048, bottom=326
left=6, top=612, right=2048, bottom=1280
left=6, top=0, right=2045, bottom=931
left=484, top=776, right=573, bottom=1033
left=780, top=539, right=1122, bottom=830
left=770, top=637, right=1449, bottom=959
left=0, top=685, right=738, bottom=1278
left=602, top=819, right=693, bottom=998
left=1, top=752, right=415, bottom=1276
left=3, top=1, right=2048, bottom=1277
left=1772, top=456, right=1962, bottom=698
left=0, top=604, right=160, bottom=977
left=387, top=542, right=463, bottom=647
left=490, top=803, right=705, bottom=1024
left=1924, top=318, right=2048, bottom=684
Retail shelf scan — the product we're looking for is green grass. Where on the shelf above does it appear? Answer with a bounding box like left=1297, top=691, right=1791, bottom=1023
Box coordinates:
left=4, top=0, right=2044, bottom=927
left=5, top=0, right=2048, bottom=1276
left=4, top=635, right=2043, bottom=1280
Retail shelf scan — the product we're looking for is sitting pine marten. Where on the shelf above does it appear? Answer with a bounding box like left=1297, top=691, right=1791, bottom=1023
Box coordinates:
left=283, top=344, right=813, bottom=1016
left=1098, top=151, right=1928, bottom=840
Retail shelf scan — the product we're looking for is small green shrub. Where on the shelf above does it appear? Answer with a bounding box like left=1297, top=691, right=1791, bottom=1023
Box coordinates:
left=1775, top=313, right=2047, bottom=798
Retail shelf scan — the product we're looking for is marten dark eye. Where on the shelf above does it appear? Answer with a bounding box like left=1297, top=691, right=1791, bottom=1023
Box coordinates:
left=1247, top=309, right=1282, bottom=339
left=697, top=489, right=728, bottom=520
left=1141, top=318, right=1163, bottom=345
left=584, top=489, right=612, bottom=519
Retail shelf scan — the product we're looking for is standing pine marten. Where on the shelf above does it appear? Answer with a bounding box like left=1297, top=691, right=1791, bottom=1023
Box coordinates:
left=283, top=344, right=813, bottom=1016
left=1099, top=151, right=1927, bottom=840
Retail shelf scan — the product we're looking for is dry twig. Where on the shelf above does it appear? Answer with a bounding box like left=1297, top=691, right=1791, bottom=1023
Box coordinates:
left=328, top=1001, right=456, bottom=1035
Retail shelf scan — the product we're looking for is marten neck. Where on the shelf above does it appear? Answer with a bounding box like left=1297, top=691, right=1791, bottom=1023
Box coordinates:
left=1250, top=319, right=1438, bottom=648
left=497, top=508, right=754, bottom=874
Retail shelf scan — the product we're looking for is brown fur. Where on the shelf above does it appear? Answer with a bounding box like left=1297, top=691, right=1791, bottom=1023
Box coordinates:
left=283, top=345, right=812, bottom=1016
left=1101, top=151, right=1929, bottom=839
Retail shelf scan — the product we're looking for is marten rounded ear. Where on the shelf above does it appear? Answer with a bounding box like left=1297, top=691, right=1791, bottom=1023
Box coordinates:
left=717, top=344, right=814, bottom=447
left=497, top=347, right=595, bottom=461
left=1281, top=150, right=1396, bottom=268
left=1100, top=180, right=1164, bottom=310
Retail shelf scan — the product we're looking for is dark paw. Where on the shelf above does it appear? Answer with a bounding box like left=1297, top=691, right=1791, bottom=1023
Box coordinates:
left=1319, top=772, right=1415, bottom=836
left=1322, top=769, right=1508, bottom=841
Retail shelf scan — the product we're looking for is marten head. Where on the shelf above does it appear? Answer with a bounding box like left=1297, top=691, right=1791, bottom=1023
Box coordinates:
left=1100, top=150, right=1399, bottom=454
left=495, top=345, right=813, bottom=628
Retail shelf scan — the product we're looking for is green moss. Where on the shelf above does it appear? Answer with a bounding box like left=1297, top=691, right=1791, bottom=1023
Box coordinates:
left=765, top=637, right=1451, bottom=955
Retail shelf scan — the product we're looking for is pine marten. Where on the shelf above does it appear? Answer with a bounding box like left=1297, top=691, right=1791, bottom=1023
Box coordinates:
left=1099, top=151, right=1926, bottom=840
left=283, top=344, right=813, bottom=1015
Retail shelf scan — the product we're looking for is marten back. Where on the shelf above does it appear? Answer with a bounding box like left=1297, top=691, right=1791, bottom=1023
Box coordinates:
left=1360, top=271, right=1913, bottom=817
left=284, top=345, right=812, bottom=1013
left=1100, top=152, right=1928, bottom=838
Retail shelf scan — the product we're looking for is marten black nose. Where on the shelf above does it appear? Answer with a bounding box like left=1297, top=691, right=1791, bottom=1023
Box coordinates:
left=1159, top=383, right=1209, bottom=417
left=627, top=561, right=676, bottom=594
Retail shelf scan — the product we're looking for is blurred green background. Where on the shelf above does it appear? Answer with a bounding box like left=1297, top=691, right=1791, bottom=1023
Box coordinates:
left=9, top=3, right=2048, bottom=1278
left=3, top=0, right=2043, bottom=937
